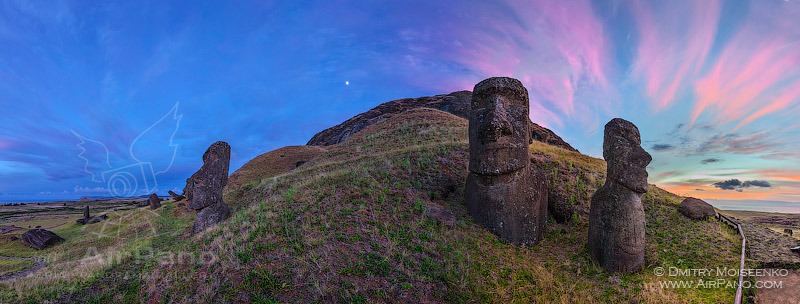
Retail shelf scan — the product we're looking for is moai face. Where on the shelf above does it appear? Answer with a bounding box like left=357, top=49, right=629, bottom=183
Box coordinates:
left=603, top=118, right=652, bottom=193
left=469, top=77, right=531, bottom=175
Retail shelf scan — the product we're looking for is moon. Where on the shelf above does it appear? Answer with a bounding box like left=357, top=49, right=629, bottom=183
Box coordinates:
left=345, top=81, right=350, bottom=86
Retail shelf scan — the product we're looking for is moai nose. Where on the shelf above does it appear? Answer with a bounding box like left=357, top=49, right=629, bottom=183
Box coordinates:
left=487, top=97, right=513, bottom=139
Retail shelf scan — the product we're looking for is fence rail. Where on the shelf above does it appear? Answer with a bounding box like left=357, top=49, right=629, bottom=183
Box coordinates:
left=716, top=213, right=746, bottom=304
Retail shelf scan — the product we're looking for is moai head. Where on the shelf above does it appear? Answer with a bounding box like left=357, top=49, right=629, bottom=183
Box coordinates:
left=469, top=77, right=531, bottom=175
left=603, top=118, right=652, bottom=193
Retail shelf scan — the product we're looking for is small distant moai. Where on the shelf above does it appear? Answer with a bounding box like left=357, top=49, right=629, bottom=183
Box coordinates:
left=465, top=77, right=548, bottom=246
left=587, top=118, right=652, bottom=273
left=83, top=205, right=90, bottom=219
left=187, top=141, right=232, bottom=234
left=148, top=193, right=162, bottom=210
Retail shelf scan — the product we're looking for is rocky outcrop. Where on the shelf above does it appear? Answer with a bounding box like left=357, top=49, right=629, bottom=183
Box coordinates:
left=678, top=197, right=716, bottom=220
left=588, top=118, right=652, bottom=273
left=22, top=229, right=65, bottom=250
left=168, top=190, right=185, bottom=202
left=187, top=141, right=232, bottom=234
left=307, top=91, right=577, bottom=152
left=465, top=77, right=548, bottom=246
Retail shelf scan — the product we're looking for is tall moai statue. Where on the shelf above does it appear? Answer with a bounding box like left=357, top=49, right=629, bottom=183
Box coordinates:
left=465, top=77, right=548, bottom=246
left=587, top=118, right=652, bottom=273
left=187, top=141, right=232, bottom=234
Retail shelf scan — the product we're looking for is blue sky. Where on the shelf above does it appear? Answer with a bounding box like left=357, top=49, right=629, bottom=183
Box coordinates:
left=1, top=0, right=799, bottom=203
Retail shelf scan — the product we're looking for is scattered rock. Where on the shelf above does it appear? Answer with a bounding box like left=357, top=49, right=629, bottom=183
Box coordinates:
left=588, top=118, right=652, bottom=274
left=187, top=141, right=232, bottom=234
left=426, top=206, right=456, bottom=227
left=678, top=197, right=716, bottom=220
left=168, top=190, right=185, bottom=202
left=548, top=189, right=575, bottom=224
left=149, top=193, right=162, bottom=210
left=465, top=77, right=548, bottom=246
left=22, top=229, right=65, bottom=250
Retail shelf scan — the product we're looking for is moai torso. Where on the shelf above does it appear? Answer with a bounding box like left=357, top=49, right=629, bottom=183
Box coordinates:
left=465, top=77, right=547, bottom=246
left=587, top=118, right=652, bottom=273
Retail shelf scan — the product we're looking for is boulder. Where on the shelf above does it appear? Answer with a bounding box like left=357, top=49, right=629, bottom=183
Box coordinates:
left=22, top=228, right=65, bottom=250
left=464, top=77, right=548, bottom=246
left=186, top=141, right=232, bottom=234
left=588, top=118, right=652, bottom=274
left=149, top=193, right=162, bottom=210
left=678, top=197, right=716, bottom=220
left=784, top=228, right=793, bottom=236
left=168, top=190, right=185, bottom=202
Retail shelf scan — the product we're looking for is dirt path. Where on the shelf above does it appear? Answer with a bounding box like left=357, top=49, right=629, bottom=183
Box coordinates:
left=0, top=255, right=48, bottom=282
left=756, top=269, right=800, bottom=304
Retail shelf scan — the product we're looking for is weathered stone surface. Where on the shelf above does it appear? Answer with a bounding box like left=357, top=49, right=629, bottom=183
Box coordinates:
left=588, top=118, right=652, bottom=273
left=22, top=229, right=65, bottom=250
left=192, top=202, right=231, bottom=234
left=149, top=193, right=162, bottom=210
left=465, top=77, right=548, bottom=246
left=168, top=190, right=185, bottom=202
left=77, top=214, right=107, bottom=225
left=187, top=141, right=232, bottom=234
left=76, top=206, right=108, bottom=225
left=307, top=90, right=578, bottom=152
left=187, top=142, right=231, bottom=210
left=678, top=197, right=716, bottom=220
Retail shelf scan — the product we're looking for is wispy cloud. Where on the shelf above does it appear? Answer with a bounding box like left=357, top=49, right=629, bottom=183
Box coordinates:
left=692, top=1, right=800, bottom=128
left=630, top=0, right=721, bottom=110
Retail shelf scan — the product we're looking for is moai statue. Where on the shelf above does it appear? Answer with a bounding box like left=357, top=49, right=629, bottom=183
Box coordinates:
left=587, top=118, right=652, bottom=273
left=189, top=141, right=232, bottom=234
left=465, top=77, right=548, bottom=246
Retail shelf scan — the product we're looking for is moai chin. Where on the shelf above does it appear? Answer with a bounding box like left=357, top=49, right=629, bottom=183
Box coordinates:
left=465, top=77, right=548, bottom=246
left=587, top=118, right=652, bottom=273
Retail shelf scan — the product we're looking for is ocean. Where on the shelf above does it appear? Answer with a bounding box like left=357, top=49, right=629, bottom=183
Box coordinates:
left=706, top=199, right=800, bottom=214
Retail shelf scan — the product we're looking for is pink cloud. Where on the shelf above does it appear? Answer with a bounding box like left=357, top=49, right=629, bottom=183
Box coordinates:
left=692, top=1, right=800, bottom=127
left=630, top=0, right=721, bottom=111
left=440, top=0, right=614, bottom=129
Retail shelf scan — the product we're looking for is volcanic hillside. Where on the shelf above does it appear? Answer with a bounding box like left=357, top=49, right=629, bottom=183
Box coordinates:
left=0, top=100, right=745, bottom=303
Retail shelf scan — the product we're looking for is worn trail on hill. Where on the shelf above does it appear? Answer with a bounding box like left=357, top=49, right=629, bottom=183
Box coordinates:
left=0, top=255, right=48, bottom=282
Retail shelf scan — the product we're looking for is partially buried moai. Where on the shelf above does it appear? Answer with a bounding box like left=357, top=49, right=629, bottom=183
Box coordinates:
left=465, top=77, right=548, bottom=246
left=587, top=118, right=652, bottom=273
left=187, top=141, right=232, bottom=234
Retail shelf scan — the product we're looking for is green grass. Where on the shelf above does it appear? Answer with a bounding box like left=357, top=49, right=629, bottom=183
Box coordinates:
left=0, top=108, right=743, bottom=303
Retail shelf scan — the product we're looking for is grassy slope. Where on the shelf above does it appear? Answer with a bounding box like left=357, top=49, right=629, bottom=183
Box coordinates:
left=0, top=108, right=743, bottom=303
